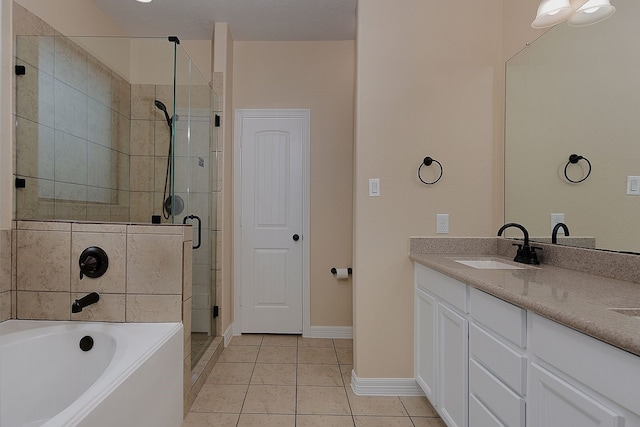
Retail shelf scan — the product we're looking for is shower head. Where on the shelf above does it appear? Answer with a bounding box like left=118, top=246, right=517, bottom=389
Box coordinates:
left=154, top=99, right=172, bottom=127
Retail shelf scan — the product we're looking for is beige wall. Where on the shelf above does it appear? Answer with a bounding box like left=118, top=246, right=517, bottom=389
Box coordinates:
left=233, top=41, right=355, bottom=327
left=354, top=0, right=503, bottom=378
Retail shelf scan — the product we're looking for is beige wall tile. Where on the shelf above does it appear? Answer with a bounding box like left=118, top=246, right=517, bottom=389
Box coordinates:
left=127, top=224, right=184, bottom=235
left=127, top=232, right=183, bottom=294
left=17, top=220, right=72, bottom=231
left=16, top=229, right=71, bottom=292
left=129, top=192, right=154, bottom=223
left=131, top=84, right=155, bottom=120
left=17, top=291, right=70, bottom=320
left=183, top=298, right=192, bottom=352
left=183, top=242, right=193, bottom=301
left=0, top=291, right=11, bottom=321
left=126, top=294, right=181, bottom=322
left=70, top=292, right=125, bottom=322
left=71, top=231, right=126, bottom=293
left=130, top=120, right=154, bottom=156
left=13, top=3, right=55, bottom=36
left=129, top=156, right=155, bottom=192
left=1, top=230, right=11, bottom=292
left=72, top=223, right=126, bottom=233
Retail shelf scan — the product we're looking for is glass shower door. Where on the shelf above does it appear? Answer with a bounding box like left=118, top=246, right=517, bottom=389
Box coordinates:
left=173, top=44, right=216, bottom=367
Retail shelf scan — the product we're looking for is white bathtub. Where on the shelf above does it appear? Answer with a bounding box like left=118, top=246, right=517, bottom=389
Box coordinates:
left=0, top=320, right=183, bottom=427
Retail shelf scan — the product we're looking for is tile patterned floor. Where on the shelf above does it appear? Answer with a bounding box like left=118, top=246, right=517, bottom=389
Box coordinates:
left=182, top=335, right=445, bottom=427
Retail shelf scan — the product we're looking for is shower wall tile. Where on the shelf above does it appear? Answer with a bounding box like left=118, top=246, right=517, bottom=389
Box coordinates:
left=55, top=131, right=87, bottom=185
left=129, top=192, right=154, bottom=223
left=15, top=35, right=55, bottom=75
left=112, top=74, right=131, bottom=117
left=54, top=182, right=88, bottom=203
left=183, top=241, right=193, bottom=302
left=0, top=230, right=11, bottom=293
left=126, top=294, right=182, bottom=322
left=16, top=62, right=55, bottom=127
left=72, top=223, right=126, bottom=233
left=87, top=54, right=112, bottom=107
left=131, top=84, right=155, bottom=120
left=54, top=35, right=87, bottom=93
left=15, top=178, right=55, bottom=220
left=16, top=229, right=71, bottom=292
left=155, top=85, right=173, bottom=108
left=117, top=152, right=130, bottom=191
left=71, top=230, right=126, bottom=294
left=13, top=3, right=55, bottom=37
left=87, top=143, right=116, bottom=190
left=129, top=156, right=155, bottom=191
left=16, top=220, right=71, bottom=232
left=154, top=120, right=171, bottom=156
left=183, top=298, right=192, bottom=350
left=54, top=199, right=88, bottom=222
left=16, top=290, right=70, bottom=320
left=154, top=157, right=169, bottom=193
left=130, top=120, right=155, bottom=156
left=54, top=80, right=87, bottom=139
left=112, top=112, right=130, bottom=154
left=0, top=291, right=10, bottom=322
left=71, top=292, right=125, bottom=322
left=87, top=98, right=112, bottom=148
left=126, top=232, right=183, bottom=294
left=15, top=117, right=55, bottom=180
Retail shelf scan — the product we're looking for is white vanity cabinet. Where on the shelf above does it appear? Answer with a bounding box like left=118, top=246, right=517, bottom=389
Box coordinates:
left=528, top=314, right=640, bottom=427
left=468, top=288, right=527, bottom=427
left=415, top=263, right=468, bottom=427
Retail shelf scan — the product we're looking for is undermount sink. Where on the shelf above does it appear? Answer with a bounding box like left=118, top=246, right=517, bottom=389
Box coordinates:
left=608, top=308, right=640, bottom=319
left=454, top=259, right=525, bottom=270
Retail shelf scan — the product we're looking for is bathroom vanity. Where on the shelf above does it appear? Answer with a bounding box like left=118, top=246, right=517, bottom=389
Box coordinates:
left=411, top=239, right=640, bottom=427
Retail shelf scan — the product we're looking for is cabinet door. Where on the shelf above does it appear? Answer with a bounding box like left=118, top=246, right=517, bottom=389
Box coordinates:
left=415, top=288, right=436, bottom=400
left=528, top=363, right=623, bottom=427
left=438, top=302, right=468, bottom=427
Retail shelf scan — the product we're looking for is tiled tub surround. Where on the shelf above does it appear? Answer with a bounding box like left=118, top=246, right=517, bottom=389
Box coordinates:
left=0, top=230, right=12, bottom=322
left=11, top=219, right=194, bottom=416
left=409, top=237, right=640, bottom=357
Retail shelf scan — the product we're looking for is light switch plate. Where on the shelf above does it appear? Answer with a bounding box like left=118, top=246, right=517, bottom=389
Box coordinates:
left=627, top=176, right=640, bottom=195
left=369, top=178, right=380, bottom=197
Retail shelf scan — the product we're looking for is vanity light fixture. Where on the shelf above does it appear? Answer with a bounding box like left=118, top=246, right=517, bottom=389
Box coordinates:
left=136, top=0, right=152, bottom=3
left=532, top=0, right=615, bottom=28
left=568, top=0, right=615, bottom=26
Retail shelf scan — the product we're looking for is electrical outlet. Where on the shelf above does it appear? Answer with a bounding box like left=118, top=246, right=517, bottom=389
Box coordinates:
left=551, top=213, right=565, bottom=233
left=436, top=214, right=449, bottom=234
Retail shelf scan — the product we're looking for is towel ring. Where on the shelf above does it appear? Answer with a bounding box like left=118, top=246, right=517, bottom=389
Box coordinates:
left=418, top=157, right=443, bottom=185
left=564, top=154, right=591, bottom=183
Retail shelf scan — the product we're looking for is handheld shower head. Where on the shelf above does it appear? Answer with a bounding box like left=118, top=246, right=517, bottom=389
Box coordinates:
left=154, top=99, right=172, bottom=127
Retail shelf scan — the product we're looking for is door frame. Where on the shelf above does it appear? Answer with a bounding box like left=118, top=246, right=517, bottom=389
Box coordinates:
left=233, top=109, right=310, bottom=336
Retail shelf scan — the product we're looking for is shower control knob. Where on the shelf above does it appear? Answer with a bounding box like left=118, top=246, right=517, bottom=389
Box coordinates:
left=292, top=234, right=300, bottom=242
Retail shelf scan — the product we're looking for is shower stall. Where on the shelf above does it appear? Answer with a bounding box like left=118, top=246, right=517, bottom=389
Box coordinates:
left=13, top=33, right=219, bottom=368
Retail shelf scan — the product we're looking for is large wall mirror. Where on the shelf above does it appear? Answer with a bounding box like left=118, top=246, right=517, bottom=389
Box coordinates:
left=505, top=0, right=640, bottom=254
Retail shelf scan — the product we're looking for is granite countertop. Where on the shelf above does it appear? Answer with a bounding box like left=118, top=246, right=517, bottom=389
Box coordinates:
left=410, top=252, right=640, bottom=357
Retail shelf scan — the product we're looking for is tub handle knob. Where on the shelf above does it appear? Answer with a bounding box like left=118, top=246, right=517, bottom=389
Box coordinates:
left=79, top=246, right=109, bottom=280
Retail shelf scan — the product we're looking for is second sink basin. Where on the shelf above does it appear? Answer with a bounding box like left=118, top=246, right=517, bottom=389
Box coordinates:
left=454, top=259, right=525, bottom=270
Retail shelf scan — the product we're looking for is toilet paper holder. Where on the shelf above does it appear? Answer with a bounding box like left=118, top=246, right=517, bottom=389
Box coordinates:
left=331, top=267, right=352, bottom=275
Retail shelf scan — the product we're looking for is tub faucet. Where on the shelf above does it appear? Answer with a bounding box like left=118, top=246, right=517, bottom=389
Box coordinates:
left=552, top=222, right=570, bottom=244
left=72, top=292, right=100, bottom=313
left=497, top=222, right=541, bottom=265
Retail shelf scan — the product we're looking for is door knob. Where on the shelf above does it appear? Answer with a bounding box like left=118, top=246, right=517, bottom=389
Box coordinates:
left=293, top=234, right=300, bottom=242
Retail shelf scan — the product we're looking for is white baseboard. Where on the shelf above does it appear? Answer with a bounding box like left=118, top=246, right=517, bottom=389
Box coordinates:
left=350, top=369, right=425, bottom=396
left=303, top=326, right=353, bottom=339
left=223, top=323, right=233, bottom=347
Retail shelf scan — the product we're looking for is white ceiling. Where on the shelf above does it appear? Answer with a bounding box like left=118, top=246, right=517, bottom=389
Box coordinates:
left=92, top=0, right=357, bottom=41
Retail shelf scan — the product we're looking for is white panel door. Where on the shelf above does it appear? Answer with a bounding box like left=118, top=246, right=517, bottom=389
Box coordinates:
left=240, top=115, right=304, bottom=333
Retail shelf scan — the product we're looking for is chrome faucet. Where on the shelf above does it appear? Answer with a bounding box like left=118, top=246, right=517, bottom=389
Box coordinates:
left=497, top=222, right=541, bottom=265
left=72, top=292, right=100, bottom=313
left=552, top=222, right=570, bottom=244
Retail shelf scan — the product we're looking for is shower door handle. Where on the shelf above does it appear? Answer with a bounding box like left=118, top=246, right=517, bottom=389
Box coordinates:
left=183, top=215, right=202, bottom=250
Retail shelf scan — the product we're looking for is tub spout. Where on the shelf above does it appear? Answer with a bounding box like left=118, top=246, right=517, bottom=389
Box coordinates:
left=72, top=292, right=100, bottom=313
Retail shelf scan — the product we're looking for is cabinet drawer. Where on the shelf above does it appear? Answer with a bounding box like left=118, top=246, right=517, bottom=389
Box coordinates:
left=470, top=359, right=525, bottom=427
left=415, top=263, right=467, bottom=312
left=470, top=393, right=505, bottom=427
left=469, top=287, right=525, bottom=347
left=470, top=323, right=526, bottom=395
